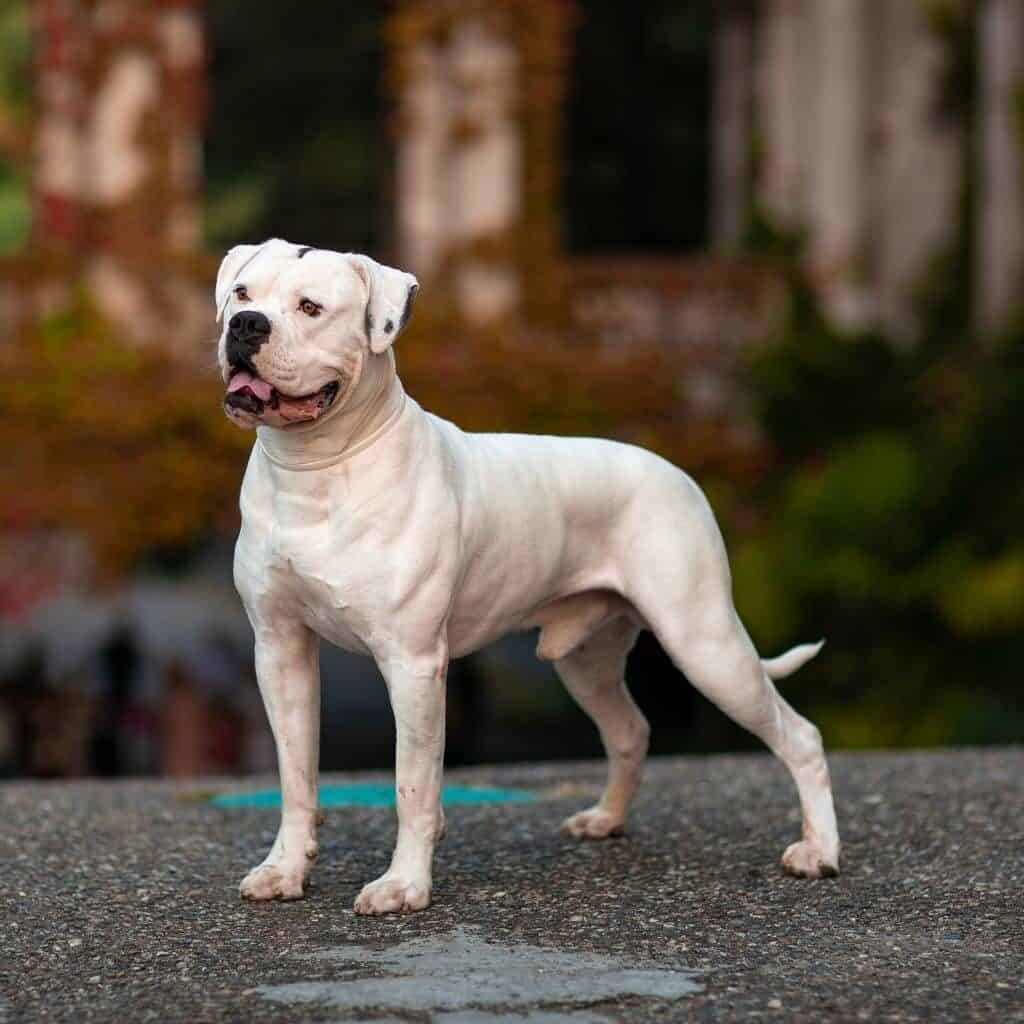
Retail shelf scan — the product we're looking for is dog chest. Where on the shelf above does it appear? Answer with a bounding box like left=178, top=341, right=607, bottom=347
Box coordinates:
left=236, top=475, right=377, bottom=655
left=248, top=543, right=373, bottom=657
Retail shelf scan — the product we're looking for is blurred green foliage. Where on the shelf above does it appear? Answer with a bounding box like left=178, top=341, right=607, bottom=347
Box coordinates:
left=732, top=282, right=1024, bottom=748
left=0, top=0, right=29, bottom=116
left=0, top=292, right=251, bottom=569
left=0, top=0, right=30, bottom=253
left=731, top=0, right=1020, bottom=749
left=0, top=164, right=28, bottom=251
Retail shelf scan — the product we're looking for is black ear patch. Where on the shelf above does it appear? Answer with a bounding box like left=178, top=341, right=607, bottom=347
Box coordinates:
left=297, top=246, right=315, bottom=259
left=400, top=284, right=418, bottom=330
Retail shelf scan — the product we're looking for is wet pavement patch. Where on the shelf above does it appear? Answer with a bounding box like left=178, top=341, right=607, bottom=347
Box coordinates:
left=254, top=925, right=702, bottom=1022
left=211, top=783, right=536, bottom=809
left=432, top=1013, right=611, bottom=1024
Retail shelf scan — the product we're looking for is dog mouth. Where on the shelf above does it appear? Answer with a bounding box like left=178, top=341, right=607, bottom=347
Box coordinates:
left=224, top=368, right=341, bottom=424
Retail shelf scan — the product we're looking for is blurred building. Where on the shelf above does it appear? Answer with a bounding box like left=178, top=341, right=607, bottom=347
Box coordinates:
left=9, top=1, right=1023, bottom=362
left=722, top=0, right=1023, bottom=337
left=2, top=0, right=1023, bottom=775
left=391, top=0, right=783, bottom=435
left=392, top=0, right=1023, bottom=340
left=12, top=0, right=208, bottom=346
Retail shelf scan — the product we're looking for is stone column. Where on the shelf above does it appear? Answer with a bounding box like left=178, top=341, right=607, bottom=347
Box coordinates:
left=811, top=0, right=873, bottom=328
left=28, top=0, right=206, bottom=348
left=393, top=8, right=522, bottom=325
left=711, top=0, right=755, bottom=249
left=976, top=0, right=1024, bottom=332
left=391, top=1, right=571, bottom=328
left=394, top=36, right=452, bottom=284
left=448, top=16, right=522, bottom=324
left=874, top=0, right=962, bottom=339
left=160, top=1, right=205, bottom=255
left=757, top=0, right=816, bottom=230
left=30, top=0, right=89, bottom=251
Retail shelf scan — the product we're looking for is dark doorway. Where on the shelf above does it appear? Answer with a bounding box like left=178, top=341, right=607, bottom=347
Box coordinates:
left=566, top=0, right=713, bottom=254
left=204, top=1, right=385, bottom=254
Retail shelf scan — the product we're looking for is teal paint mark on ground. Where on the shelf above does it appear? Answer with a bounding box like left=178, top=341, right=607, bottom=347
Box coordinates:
left=211, top=783, right=535, bottom=809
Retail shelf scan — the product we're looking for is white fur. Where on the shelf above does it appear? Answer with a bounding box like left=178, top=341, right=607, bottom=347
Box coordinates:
left=216, top=241, right=842, bottom=914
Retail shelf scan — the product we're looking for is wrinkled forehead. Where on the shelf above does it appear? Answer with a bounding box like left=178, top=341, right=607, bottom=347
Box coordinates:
left=240, top=243, right=363, bottom=302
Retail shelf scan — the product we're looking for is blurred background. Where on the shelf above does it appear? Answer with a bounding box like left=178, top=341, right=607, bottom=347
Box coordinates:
left=0, top=0, right=1021, bottom=779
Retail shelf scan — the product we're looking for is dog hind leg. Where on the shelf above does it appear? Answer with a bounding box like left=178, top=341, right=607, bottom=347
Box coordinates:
left=653, top=603, right=840, bottom=877
left=551, top=615, right=649, bottom=839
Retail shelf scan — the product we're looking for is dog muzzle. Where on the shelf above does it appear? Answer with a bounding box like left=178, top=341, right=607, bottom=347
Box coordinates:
left=225, top=370, right=341, bottom=424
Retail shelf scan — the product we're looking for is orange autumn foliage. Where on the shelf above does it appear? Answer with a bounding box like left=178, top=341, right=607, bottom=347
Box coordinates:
left=0, top=298, right=250, bottom=571
left=0, top=286, right=763, bottom=575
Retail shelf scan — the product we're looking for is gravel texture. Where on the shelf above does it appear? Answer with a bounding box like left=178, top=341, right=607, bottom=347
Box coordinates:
left=1, top=749, right=1022, bottom=1022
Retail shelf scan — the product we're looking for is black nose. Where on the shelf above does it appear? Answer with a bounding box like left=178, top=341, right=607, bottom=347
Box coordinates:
left=227, top=311, right=271, bottom=367
left=228, top=310, right=271, bottom=342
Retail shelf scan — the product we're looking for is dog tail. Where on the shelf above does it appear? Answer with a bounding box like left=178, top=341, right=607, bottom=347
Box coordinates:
left=761, top=640, right=825, bottom=680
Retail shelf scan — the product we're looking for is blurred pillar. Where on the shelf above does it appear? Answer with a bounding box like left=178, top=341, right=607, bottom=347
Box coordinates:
left=976, top=0, right=1024, bottom=332
left=31, top=0, right=89, bottom=252
left=394, top=36, right=450, bottom=284
left=447, top=16, right=522, bottom=324
left=874, top=0, right=962, bottom=340
left=28, top=0, right=207, bottom=348
left=757, top=0, right=815, bottom=231
left=711, top=0, right=755, bottom=249
left=754, top=0, right=963, bottom=337
left=811, top=0, right=873, bottom=329
left=391, top=2, right=572, bottom=328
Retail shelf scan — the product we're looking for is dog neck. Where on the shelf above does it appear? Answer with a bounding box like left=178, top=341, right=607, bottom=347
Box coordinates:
left=255, top=349, right=405, bottom=471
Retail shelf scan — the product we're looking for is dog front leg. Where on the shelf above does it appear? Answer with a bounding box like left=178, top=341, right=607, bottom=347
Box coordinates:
left=354, top=648, right=447, bottom=915
left=239, top=622, right=321, bottom=901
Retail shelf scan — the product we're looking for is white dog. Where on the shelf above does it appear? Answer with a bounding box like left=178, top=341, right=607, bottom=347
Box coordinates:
left=216, top=238, right=841, bottom=915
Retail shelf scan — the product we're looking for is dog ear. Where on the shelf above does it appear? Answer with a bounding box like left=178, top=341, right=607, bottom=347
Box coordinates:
left=345, top=254, right=419, bottom=354
left=215, top=244, right=262, bottom=323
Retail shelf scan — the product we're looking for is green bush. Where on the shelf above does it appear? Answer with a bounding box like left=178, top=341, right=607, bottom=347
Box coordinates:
left=733, top=292, right=1024, bottom=747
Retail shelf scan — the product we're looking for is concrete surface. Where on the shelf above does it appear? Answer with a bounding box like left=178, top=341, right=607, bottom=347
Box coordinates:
left=1, top=749, right=1022, bottom=1022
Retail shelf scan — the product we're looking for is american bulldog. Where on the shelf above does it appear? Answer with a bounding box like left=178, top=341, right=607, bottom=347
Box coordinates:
left=216, top=238, right=841, bottom=915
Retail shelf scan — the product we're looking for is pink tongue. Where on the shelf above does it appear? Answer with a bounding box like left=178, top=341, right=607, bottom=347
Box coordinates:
left=227, top=370, right=273, bottom=402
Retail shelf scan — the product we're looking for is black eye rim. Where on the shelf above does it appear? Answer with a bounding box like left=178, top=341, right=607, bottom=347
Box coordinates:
left=298, top=297, right=323, bottom=317
left=233, top=285, right=250, bottom=301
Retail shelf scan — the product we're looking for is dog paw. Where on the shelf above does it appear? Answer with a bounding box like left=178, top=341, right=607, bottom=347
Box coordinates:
left=561, top=806, right=625, bottom=840
left=781, top=840, right=840, bottom=879
left=239, top=862, right=307, bottom=901
left=354, top=875, right=431, bottom=915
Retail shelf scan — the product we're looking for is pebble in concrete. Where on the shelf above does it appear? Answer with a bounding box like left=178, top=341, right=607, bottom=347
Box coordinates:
left=255, top=925, right=702, bottom=1021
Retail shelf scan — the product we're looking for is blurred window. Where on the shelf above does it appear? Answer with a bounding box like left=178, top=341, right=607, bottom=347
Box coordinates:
left=566, top=0, right=712, bottom=254
left=204, top=1, right=385, bottom=253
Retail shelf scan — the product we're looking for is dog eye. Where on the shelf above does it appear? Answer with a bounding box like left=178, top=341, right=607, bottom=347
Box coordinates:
left=299, top=298, right=322, bottom=317
left=234, top=285, right=249, bottom=302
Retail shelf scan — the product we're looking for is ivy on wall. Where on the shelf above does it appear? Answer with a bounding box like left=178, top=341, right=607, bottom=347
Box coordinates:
left=0, top=293, right=249, bottom=572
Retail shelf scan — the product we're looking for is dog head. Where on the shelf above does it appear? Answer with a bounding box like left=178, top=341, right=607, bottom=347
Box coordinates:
left=215, top=239, right=418, bottom=429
